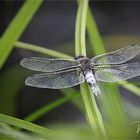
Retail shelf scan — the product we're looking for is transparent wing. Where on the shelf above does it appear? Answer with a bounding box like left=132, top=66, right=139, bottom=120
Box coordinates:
left=90, top=44, right=140, bottom=65
left=25, top=70, right=85, bottom=89
left=95, top=62, right=140, bottom=82
left=20, top=57, right=78, bottom=72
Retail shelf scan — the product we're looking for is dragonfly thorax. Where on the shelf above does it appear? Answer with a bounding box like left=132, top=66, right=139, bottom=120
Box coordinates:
left=75, top=56, right=92, bottom=74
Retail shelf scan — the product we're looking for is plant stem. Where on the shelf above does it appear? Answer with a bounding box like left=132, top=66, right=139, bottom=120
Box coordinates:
left=0, top=114, right=54, bottom=138
left=86, top=6, right=130, bottom=129
left=118, top=81, right=140, bottom=96
left=87, top=7, right=106, bottom=54
left=75, top=0, right=87, bottom=56
left=16, top=41, right=71, bottom=58
left=75, top=0, right=107, bottom=138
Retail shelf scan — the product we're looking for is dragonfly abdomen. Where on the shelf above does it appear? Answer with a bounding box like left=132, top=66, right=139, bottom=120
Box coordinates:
left=85, top=71, right=96, bottom=84
left=85, top=71, right=101, bottom=96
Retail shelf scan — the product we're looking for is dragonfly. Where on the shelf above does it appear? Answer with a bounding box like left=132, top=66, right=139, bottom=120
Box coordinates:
left=20, top=44, right=140, bottom=96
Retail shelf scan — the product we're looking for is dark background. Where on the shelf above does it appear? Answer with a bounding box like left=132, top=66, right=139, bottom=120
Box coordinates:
left=0, top=1, right=140, bottom=124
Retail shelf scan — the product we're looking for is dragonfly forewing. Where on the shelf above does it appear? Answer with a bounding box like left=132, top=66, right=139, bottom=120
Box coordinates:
left=20, top=57, right=79, bottom=73
left=90, top=44, right=140, bottom=65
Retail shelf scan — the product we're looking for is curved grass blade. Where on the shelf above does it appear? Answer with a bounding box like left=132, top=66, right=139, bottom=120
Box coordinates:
left=0, top=114, right=54, bottom=138
left=0, top=1, right=43, bottom=68
left=24, top=92, right=78, bottom=122
left=76, top=0, right=107, bottom=138
left=16, top=41, right=71, bottom=58
left=86, top=5, right=128, bottom=128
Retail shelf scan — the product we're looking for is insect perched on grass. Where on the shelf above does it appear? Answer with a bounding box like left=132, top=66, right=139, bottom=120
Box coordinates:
left=20, top=44, right=140, bottom=96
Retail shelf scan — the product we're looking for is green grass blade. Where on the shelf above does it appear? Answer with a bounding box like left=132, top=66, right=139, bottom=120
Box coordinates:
left=24, top=92, right=78, bottom=122
left=16, top=41, right=71, bottom=58
left=75, top=0, right=107, bottom=138
left=0, top=0, right=42, bottom=68
left=87, top=8, right=106, bottom=54
left=99, top=83, right=127, bottom=125
left=80, top=83, right=107, bottom=137
left=86, top=6, right=127, bottom=127
left=0, top=65, right=30, bottom=115
left=61, top=88, right=84, bottom=112
left=118, top=81, right=140, bottom=96
left=0, top=114, right=54, bottom=138
left=75, top=0, right=87, bottom=56
left=0, top=124, right=45, bottom=140
left=126, top=82, right=140, bottom=86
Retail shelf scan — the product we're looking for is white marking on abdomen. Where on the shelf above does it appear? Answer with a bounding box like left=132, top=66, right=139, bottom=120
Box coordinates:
left=85, top=71, right=101, bottom=96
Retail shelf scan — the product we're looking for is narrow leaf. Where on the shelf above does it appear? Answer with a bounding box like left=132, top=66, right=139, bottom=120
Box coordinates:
left=0, top=114, right=54, bottom=138
left=0, top=0, right=42, bottom=68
